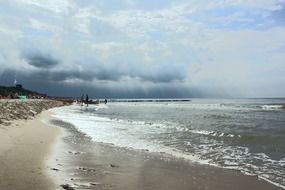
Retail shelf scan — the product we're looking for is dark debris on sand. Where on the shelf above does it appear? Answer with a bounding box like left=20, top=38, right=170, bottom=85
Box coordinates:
left=61, top=184, right=75, bottom=190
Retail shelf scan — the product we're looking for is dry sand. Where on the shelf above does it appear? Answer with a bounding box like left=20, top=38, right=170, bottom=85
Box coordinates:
left=0, top=111, right=62, bottom=190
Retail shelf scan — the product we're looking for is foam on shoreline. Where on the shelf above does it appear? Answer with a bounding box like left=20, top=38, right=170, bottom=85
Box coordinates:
left=46, top=117, right=284, bottom=190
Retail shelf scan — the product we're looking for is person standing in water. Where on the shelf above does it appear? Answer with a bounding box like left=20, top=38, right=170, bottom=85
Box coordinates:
left=80, top=94, right=84, bottom=106
left=85, top=94, right=89, bottom=107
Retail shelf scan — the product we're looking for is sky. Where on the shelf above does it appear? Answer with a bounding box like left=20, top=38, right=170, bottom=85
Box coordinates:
left=0, top=0, right=285, bottom=98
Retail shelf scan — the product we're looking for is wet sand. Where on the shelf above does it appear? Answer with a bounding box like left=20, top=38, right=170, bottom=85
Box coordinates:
left=0, top=111, right=62, bottom=190
left=49, top=119, right=284, bottom=190
left=0, top=101, right=283, bottom=190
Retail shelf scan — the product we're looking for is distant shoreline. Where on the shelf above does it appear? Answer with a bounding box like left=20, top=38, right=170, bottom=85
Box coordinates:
left=109, top=99, right=192, bottom=102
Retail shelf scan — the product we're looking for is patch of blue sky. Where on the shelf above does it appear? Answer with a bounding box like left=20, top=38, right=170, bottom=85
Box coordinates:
left=0, top=2, right=37, bottom=21
left=80, top=0, right=132, bottom=11
left=267, top=45, right=285, bottom=53
left=21, top=26, right=54, bottom=38
left=72, top=31, right=89, bottom=42
left=0, top=2, right=16, bottom=15
left=186, top=6, right=273, bottom=30
left=0, top=2, right=63, bottom=26
left=206, top=19, right=263, bottom=30
left=269, top=6, right=285, bottom=25
left=130, top=0, right=173, bottom=10
left=185, top=6, right=241, bottom=19
left=77, top=0, right=173, bottom=11
left=148, top=31, right=167, bottom=42
left=204, top=6, right=242, bottom=17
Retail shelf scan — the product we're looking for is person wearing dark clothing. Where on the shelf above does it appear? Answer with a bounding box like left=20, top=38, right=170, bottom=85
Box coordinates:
left=85, top=94, right=89, bottom=107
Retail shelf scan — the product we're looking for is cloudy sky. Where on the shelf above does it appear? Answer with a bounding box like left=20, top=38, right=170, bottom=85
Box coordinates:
left=0, top=0, right=285, bottom=98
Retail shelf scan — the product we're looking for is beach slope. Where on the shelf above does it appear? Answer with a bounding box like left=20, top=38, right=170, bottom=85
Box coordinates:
left=0, top=100, right=63, bottom=190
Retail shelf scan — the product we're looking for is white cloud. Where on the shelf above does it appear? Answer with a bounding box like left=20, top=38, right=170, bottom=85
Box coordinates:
left=179, top=0, right=285, bottom=12
left=15, top=0, right=74, bottom=14
left=89, top=6, right=194, bottom=39
left=91, top=42, right=126, bottom=60
left=29, top=18, right=58, bottom=33
left=72, top=7, right=100, bottom=34
left=0, top=0, right=285, bottom=97
left=235, top=0, right=285, bottom=11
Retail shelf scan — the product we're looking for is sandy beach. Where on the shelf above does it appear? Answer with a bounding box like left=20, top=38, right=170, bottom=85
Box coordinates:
left=0, top=100, right=64, bottom=190
left=0, top=111, right=62, bottom=190
left=0, top=100, right=284, bottom=190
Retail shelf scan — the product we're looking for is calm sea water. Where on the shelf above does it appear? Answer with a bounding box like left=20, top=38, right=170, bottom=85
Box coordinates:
left=51, top=98, right=285, bottom=188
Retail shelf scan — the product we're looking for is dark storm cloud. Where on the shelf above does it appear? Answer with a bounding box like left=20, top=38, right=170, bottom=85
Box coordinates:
left=33, top=69, right=184, bottom=83
left=30, top=68, right=121, bottom=82
left=25, top=54, right=59, bottom=69
left=137, top=71, right=185, bottom=83
left=0, top=69, right=212, bottom=98
left=31, top=70, right=94, bottom=82
left=26, top=59, right=185, bottom=83
left=94, top=69, right=122, bottom=81
left=0, top=71, right=198, bottom=98
left=0, top=69, right=16, bottom=85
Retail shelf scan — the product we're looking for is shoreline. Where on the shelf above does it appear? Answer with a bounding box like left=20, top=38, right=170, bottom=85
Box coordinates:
left=48, top=118, right=284, bottom=190
left=0, top=100, right=284, bottom=190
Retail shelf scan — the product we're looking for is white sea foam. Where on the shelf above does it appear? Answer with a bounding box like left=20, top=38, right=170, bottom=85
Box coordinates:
left=188, top=129, right=239, bottom=138
left=259, top=175, right=285, bottom=189
left=261, top=105, right=284, bottom=110
left=51, top=105, right=199, bottom=159
left=50, top=104, right=285, bottom=189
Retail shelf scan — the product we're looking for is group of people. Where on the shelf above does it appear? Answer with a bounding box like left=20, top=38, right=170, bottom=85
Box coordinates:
left=80, top=94, right=89, bottom=106
left=77, top=94, right=108, bottom=106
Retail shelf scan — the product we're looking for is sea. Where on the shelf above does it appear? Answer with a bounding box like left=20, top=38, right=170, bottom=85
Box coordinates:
left=51, top=98, right=285, bottom=188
